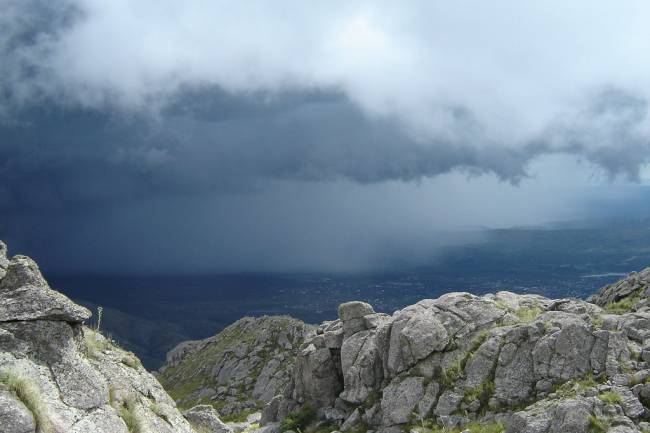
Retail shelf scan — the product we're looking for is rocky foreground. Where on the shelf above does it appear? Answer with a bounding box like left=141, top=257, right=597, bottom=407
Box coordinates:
left=5, top=239, right=650, bottom=433
left=0, top=242, right=197, bottom=433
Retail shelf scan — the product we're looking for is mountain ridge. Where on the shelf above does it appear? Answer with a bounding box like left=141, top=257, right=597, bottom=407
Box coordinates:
left=163, top=266, right=650, bottom=433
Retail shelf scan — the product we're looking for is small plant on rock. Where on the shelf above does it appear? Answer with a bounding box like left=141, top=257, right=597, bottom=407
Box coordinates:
left=587, top=415, right=609, bottom=433
left=118, top=396, right=142, bottom=433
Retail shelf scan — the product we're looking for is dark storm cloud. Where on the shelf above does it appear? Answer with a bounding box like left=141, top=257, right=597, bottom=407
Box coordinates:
left=0, top=88, right=533, bottom=214
left=2, top=86, right=648, bottom=216
left=3, top=0, right=650, bottom=191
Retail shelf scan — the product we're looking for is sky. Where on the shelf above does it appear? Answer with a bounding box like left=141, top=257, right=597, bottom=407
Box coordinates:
left=2, top=0, right=650, bottom=274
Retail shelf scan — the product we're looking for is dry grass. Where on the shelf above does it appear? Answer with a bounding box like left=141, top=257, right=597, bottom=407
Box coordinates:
left=0, top=370, right=52, bottom=433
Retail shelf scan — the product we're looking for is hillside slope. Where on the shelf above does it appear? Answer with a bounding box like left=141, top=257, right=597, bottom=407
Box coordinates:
left=0, top=241, right=197, bottom=433
left=158, top=315, right=313, bottom=420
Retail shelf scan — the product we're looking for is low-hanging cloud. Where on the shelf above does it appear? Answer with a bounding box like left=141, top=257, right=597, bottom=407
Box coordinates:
left=3, top=0, right=650, bottom=183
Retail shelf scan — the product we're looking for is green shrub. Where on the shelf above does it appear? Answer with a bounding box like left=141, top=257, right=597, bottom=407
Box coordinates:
left=441, top=359, right=464, bottom=388
left=0, top=370, right=52, bottom=433
left=604, top=294, right=640, bottom=314
left=280, top=405, right=317, bottom=432
left=598, top=391, right=622, bottom=405
left=587, top=415, right=609, bottom=433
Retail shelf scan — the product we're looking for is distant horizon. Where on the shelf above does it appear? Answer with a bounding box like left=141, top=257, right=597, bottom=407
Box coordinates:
left=7, top=212, right=650, bottom=277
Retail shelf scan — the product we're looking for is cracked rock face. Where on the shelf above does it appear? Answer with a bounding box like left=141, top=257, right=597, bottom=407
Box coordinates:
left=0, top=241, right=197, bottom=433
left=260, top=270, right=650, bottom=433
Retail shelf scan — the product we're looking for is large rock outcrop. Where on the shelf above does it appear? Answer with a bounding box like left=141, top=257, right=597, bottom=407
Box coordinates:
left=159, top=315, right=313, bottom=419
left=0, top=241, right=198, bottom=433
left=259, top=271, right=650, bottom=433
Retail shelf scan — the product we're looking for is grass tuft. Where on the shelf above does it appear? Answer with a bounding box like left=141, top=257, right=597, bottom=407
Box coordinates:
left=0, top=370, right=52, bottom=433
left=587, top=415, right=609, bottom=433
left=118, top=396, right=142, bottom=433
left=121, top=354, right=141, bottom=369
left=604, top=294, right=641, bottom=314
left=515, top=306, right=542, bottom=324
left=597, top=391, right=622, bottom=405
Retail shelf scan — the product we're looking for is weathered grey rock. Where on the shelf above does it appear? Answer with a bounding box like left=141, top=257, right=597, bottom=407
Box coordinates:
left=417, top=381, right=440, bottom=419
left=434, top=389, right=463, bottom=417
left=0, top=241, right=196, bottom=433
left=261, top=395, right=283, bottom=424
left=0, top=390, right=35, bottom=433
left=381, top=377, right=424, bottom=425
left=364, top=313, right=390, bottom=330
left=507, top=398, right=595, bottom=433
left=0, top=256, right=91, bottom=322
left=184, top=405, right=234, bottom=433
left=2, top=320, right=109, bottom=410
left=340, top=408, right=361, bottom=432
left=589, top=268, right=650, bottom=311
left=339, top=302, right=375, bottom=322
left=615, top=386, right=645, bottom=419
left=318, top=406, right=347, bottom=422
left=386, top=306, right=448, bottom=375
left=324, top=328, right=344, bottom=349
left=340, top=330, right=382, bottom=404
left=0, top=242, right=8, bottom=280
left=69, top=407, right=129, bottom=433
left=293, top=344, right=343, bottom=407
left=493, top=326, right=538, bottom=405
